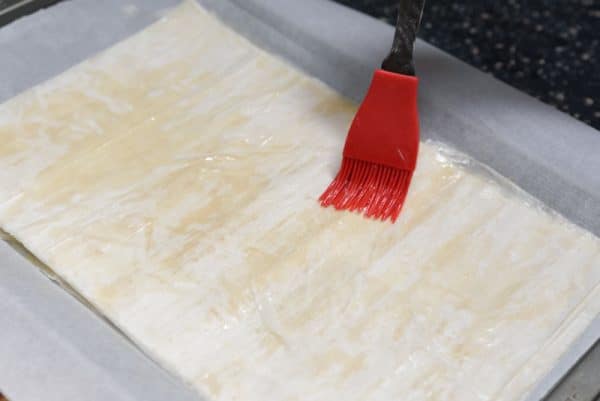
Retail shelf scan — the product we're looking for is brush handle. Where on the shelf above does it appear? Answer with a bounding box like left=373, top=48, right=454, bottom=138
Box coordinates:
left=381, top=0, right=425, bottom=76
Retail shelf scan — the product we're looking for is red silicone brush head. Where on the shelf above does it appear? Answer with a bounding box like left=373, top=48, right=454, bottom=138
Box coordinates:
left=319, top=69, right=419, bottom=222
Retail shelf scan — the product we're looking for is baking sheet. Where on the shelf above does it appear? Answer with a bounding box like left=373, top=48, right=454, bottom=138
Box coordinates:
left=0, top=0, right=598, bottom=400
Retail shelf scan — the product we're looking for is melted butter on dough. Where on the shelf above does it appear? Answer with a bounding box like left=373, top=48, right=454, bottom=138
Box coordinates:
left=0, top=2, right=599, bottom=401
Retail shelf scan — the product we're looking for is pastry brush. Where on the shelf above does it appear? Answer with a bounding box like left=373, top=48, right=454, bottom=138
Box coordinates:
left=319, top=0, right=425, bottom=222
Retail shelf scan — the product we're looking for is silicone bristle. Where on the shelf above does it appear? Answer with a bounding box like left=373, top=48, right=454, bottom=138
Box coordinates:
left=319, top=157, right=413, bottom=222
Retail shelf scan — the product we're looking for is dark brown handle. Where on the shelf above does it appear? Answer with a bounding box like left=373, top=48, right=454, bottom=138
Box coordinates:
left=381, top=0, right=425, bottom=76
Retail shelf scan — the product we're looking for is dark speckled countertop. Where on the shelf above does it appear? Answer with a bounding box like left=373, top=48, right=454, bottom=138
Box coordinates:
left=334, top=0, right=599, bottom=130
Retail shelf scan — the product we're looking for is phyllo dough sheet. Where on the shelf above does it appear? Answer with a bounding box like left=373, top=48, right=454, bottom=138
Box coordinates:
left=1, top=2, right=599, bottom=401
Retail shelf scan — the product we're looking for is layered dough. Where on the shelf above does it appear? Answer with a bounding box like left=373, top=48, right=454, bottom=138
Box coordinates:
left=1, top=2, right=599, bottom=401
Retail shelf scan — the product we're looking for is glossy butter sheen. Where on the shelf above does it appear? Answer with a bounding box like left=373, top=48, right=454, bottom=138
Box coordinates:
left=0, top=2, right=599, bottom=401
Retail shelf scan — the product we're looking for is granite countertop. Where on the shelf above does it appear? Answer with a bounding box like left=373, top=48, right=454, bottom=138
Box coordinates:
left=334, top=0, right=599, bottom=130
